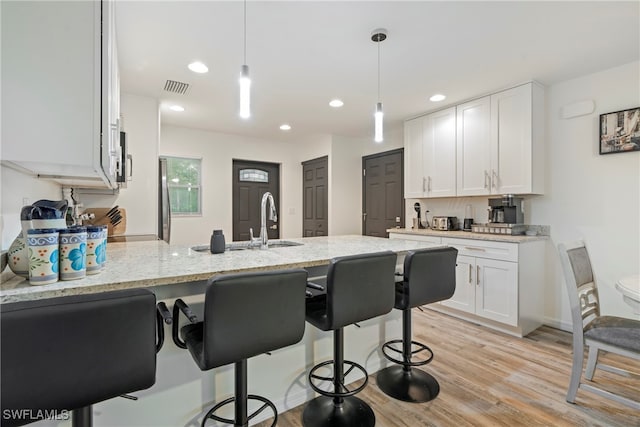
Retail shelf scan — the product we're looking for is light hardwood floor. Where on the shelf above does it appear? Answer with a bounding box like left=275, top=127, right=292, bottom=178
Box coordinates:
left=257, top=309, right=639, bottom=427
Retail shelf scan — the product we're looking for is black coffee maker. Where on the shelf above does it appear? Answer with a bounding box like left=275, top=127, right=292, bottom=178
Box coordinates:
left=488, top=195, right=523, bottom=224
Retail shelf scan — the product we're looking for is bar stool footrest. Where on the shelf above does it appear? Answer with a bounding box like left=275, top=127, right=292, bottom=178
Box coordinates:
left=201, top=394, right=277, bottom=427
left=308, top=360, right=369, bottom=398
left=381, top=339, right=433, bottom=367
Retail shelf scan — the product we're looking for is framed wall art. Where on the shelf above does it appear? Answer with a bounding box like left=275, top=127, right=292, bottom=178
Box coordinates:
left=599, top=107, right=640, bottom=154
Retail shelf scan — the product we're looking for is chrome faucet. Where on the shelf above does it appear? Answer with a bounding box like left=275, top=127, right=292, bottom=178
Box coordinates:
left=249, top=192, right=277, bottom=249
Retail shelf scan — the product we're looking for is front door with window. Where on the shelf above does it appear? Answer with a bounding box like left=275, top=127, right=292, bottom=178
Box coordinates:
left=232, top=160, right=280, bottom=242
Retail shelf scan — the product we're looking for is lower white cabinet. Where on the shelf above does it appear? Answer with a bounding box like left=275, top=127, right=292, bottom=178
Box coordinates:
left=443, top=254, right=518, bottom=326
left=389, top=233, right=545, bottom=337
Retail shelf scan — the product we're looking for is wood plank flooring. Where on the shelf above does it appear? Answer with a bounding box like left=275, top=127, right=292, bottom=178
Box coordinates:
left=257, top=309, right=639, bottom=427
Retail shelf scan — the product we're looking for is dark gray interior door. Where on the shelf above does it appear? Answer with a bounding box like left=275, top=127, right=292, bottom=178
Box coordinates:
left=233, top=160, right=280, bottom=241
left=302, top=156, right=328, bottom=237
left=362, top=149, right=404, bottom=237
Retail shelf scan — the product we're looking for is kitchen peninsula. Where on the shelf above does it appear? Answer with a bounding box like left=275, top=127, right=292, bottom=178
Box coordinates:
left=1, top=235, right=444, bottom=426
left=0, top=235, right=441, bottom=303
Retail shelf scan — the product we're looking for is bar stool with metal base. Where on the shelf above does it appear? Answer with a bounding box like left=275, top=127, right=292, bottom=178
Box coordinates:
left=172, top=269, right=308, bottom=427
left=377, top=246, right=458, bottom=403
left=1, top=288, right=169, bottom=427
left=302, top=251, right=397, bottom=427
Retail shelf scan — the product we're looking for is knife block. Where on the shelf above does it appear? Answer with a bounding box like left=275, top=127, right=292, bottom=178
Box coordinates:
left=83, top=208, right=127, bottom=236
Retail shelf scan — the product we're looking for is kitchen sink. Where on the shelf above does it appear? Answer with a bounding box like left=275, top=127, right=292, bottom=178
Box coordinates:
left=191, top=240, right=303, bottom=253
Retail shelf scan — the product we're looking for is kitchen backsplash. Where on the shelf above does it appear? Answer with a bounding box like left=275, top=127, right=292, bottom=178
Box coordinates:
left=405, top=195, right=543, bottom=228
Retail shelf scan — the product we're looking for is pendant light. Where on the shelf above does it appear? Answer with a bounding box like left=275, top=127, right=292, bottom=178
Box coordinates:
left=239, top=0, right=251, bottom=119
left=372, top=28, right=387, bottom=143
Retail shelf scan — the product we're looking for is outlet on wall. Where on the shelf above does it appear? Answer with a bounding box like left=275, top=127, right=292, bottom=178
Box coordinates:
left=22, top=198, right=30, bottom=206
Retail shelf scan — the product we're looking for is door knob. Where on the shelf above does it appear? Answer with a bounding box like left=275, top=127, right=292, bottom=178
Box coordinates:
left=269, top=224, right=277, bottom=230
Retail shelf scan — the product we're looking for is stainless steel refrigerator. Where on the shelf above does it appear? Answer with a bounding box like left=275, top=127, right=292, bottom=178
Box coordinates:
left=158, top=158, right=171, bottom=243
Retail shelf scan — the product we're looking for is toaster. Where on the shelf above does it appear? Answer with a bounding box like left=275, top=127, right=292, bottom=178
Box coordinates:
left=431, top=216, right=458, bottom=231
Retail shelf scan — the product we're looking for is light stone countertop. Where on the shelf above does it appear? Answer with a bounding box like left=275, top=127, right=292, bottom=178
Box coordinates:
left=0, top=235, right=442, bottom=303
left=387, top=228, right=549, bottom=243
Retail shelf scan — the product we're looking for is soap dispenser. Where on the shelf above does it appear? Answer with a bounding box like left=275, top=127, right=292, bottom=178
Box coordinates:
left=210, top=230, right=225, bottom=254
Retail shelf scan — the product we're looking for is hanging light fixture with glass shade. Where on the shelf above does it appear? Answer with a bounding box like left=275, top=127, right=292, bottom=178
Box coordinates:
left=239, top=0, right=251, bottom=119
left=372, top=28, right=387, bottom=143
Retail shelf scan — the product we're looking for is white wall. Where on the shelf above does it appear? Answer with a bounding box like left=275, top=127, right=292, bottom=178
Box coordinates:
left=161, top=126, right=306, bottom=245
left=0, top=166, right=62, bottom=249
left=79, top=94, right=160, bottom=236
left=531, top=61, right=640, bottom=326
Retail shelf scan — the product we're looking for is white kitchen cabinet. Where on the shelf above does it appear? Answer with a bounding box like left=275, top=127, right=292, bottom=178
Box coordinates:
left=456, top=82, right=544, bottom=196
left=440, top=240, right=518, bottom=327
left=404, top=107, right=456, bottom=198
left=433, top=236, right=543, bottom=337
left=456, top=96, right=492, bottom=196
left=1, top=0, right=121, bottom=189
left=404, top=117, right=425, bottom=198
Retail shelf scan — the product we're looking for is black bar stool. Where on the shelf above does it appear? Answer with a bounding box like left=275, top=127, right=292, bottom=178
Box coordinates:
left=172, top=269, right=308, bottom=427
left=1, top=288, right=168, bottom=427
left=302, top=251, right=397, bottom=427
left=377, top=247, right=458, bottom=403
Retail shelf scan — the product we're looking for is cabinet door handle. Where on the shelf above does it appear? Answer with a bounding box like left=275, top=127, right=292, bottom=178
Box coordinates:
left=422, top=177, right=426, bottom=192
left=464, top=246, right=486, bottom=252
left=468, top=264, right=472, bottom=284
left=492, top=169, right=498, bottom=189
left=484, top=170, right=489, bottom=189
left=476, top=265, right=481, bottom=286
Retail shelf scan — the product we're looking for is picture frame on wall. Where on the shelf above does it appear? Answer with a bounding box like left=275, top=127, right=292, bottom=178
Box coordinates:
left=599, top=107, right=640, bottom=155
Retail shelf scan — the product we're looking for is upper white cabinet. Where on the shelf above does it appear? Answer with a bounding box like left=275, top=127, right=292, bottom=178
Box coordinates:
left=1, top=0, right=121, bottom=189
left=456, top=97, right=492, bottom=196
left=404, top=117, right=425, bottom=198
left=404, top=107, right=456, bottom=198
left=405, top=82, right=544, bottom=199
left=456, top=82, right=544, bottom=196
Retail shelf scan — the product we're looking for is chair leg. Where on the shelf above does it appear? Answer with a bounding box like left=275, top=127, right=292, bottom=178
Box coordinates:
left=566, top=343, right=584, bottom=404
left=585, top=345, right=599, bottom=381
left=377, top=308, right=440, bottom=403
left=235, top=360, right=249, bottom=427
left=71, top=406, right=92, bottom=427
left=302, top=328, right=375, bottom=427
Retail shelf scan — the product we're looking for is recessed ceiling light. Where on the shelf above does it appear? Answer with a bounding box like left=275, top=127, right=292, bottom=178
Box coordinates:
left=279, top=124, right=291, bottom=131
left=169, top=105, right=185, bottom=112
left=188, top=61, right=208, bottom=73
left=329, top=99, right=344, bottom=108
left=430, top=94, right=446, bottom=102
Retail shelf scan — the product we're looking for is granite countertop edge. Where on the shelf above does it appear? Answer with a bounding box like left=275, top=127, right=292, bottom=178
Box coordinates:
left=0, top=235, right=443, bottom=303
left=387, top=228, right=549, bottom=243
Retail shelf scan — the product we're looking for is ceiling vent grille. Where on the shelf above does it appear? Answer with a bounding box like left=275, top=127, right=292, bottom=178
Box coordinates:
left=164, top=80, right=190, bottom=95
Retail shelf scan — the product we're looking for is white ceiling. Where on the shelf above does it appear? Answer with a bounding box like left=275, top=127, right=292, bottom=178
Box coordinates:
left=116, top=1, right=640, bottom=143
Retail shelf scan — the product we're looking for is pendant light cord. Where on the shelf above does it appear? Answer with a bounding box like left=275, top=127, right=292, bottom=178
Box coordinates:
left=243, top=0, right=247, bottom=64
left=377, top=38, right=381, bottom=101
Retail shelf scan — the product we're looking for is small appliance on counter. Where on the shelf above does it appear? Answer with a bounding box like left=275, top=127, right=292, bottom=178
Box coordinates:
left=431, top=216, right=458, bottom=231
left=488, top=194, right=524, bottom=225
left=412, top=202, right=426, bottom=229
left=473, top=195, right=526, bottom=235
left=463, top=204, right=474, bottom=231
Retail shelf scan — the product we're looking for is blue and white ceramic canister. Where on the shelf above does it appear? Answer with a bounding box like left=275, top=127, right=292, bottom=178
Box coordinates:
left=27, top=228, right=60, bottom=285
left=100, top=225, right=108, bottom=269
left=85, top=226, right=107, bottom=274
left=59, top=227, right=87, bottom=281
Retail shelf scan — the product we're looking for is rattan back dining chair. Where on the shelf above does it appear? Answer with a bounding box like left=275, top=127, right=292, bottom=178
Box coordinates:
left=557, top=240, right=640, bottom=410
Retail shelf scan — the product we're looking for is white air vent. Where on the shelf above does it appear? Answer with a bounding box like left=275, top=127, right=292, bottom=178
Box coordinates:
left=164, top=80, right=190, bottom=95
